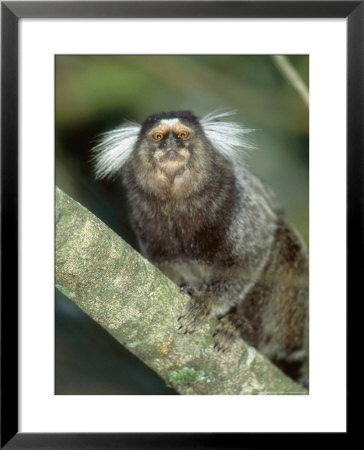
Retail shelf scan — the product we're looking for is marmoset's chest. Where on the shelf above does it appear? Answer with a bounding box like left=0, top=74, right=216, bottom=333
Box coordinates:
left=134, top=207, right=234, bottom=267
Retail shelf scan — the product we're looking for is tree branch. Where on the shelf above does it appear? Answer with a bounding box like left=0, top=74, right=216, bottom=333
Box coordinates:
left=272, top=55, right=309, bottom=108
left=55, top=186, right=307, bottom=395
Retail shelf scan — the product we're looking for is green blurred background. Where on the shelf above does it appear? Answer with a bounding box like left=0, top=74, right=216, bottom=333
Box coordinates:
left=55, top=55, right=309, bottom=395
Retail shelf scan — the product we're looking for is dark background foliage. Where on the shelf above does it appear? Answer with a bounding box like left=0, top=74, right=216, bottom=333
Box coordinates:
left=55, top=55, right=308, bottom=394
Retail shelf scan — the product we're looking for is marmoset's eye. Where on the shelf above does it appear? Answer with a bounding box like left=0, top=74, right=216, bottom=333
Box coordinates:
left=153, top=132, right=163, bottom=141
left=178, top=129, right=190, bottom=140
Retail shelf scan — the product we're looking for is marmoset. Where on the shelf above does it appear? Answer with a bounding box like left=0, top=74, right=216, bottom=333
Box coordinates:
left=92, top=110, right=309, bottom=385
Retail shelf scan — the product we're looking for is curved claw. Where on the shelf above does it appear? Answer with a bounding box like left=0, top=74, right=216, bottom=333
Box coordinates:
left=177, top=293, right=216, bottom=335
left=180, top=285, right=194, bottom=296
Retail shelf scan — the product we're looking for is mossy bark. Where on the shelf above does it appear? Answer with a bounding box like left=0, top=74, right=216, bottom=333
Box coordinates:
left=55, top=186, right=307, bottom=395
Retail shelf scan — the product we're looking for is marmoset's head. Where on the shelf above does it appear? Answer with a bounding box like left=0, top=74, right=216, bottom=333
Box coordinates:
left=135, top=111, right=205, bottom=186
left=92, top=110, right=254, bottom=197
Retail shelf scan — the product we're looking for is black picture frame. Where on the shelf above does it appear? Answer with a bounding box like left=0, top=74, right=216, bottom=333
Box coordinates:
left=1, top=1, right=358, bottom=447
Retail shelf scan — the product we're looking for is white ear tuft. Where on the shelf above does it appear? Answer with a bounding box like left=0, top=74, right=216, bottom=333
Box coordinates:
left=91, top=121, right=141, bottom=180
left=200, top=110, right=255, bottom=163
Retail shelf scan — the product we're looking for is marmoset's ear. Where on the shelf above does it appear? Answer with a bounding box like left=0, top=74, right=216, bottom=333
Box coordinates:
left=91, top=121, right=141, bottom=180
left=200, top=110, right=255, bottom=163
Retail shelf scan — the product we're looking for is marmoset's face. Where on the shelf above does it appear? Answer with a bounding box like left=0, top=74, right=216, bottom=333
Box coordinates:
left=147, top=118, right=195, bottom=175
left=133, top=112, right=210, bottom=197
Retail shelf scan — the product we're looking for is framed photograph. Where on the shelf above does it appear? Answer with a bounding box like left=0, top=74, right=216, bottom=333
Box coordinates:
left=54, top=53, right=309, bottom=395
left=2, top=1, right=357, bottom=447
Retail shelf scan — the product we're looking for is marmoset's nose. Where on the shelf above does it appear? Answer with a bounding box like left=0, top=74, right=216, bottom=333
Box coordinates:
left=166, top=149, right=179, bottom=160
left=165, top=135, right=176, bottom=146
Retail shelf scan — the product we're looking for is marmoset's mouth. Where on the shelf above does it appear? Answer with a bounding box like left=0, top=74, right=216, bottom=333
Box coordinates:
left=159, top=149, right=186, bottom=164
left=156, top=149, right=189, bottom=175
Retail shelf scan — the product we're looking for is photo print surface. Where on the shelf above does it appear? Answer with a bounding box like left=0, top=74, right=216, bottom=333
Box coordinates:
left=55, top=55, right=309, bottom=395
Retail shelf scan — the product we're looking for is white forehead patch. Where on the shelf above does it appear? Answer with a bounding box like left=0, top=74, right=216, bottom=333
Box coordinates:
left=160, top=118, right=180, bottom=126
